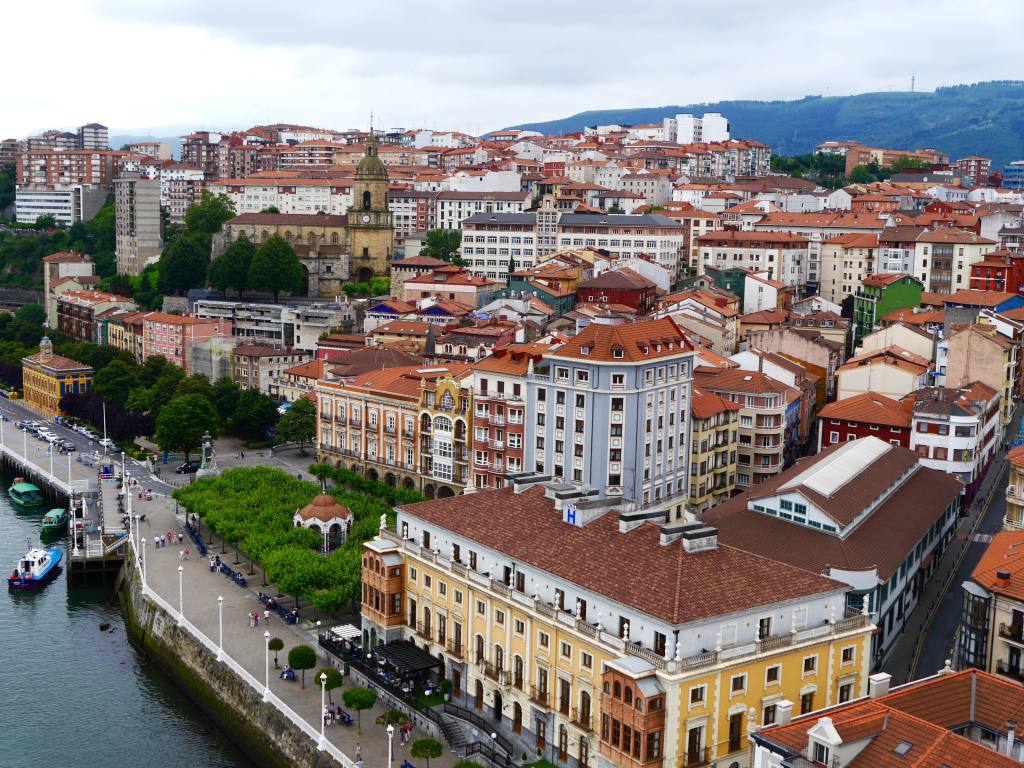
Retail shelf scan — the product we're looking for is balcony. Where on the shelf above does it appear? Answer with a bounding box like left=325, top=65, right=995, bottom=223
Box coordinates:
left=684, top=747, right=710, bottom=767
left=530, top=686, right=550, bottom=709
left=999, top=623, right=1024, bottom=643
left=479, top=660, right=510, bottom=686
left=334, top=414, right=347, bottom=425
left=997, top=660, right=1024, bottom=683
left=446, top=639, right=464, bottom=659
left=572, top=708, right=593, bottom=733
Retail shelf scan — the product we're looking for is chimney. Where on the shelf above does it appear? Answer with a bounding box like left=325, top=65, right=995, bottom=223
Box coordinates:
left=682, top=525, right=718, bottom=553
left=1006, top=721, right=1016, bottom=758
left=868, top=672, right=891, bottom=698
left=775, top=700, right=794, bottom=726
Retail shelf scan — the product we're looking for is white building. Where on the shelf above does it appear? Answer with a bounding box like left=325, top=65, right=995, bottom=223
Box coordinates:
left=15, top=184, right=107, bottom=226
left=207, top=178, right=353, bottom=216
left=434, top=191, right=530, bottom=230
left=663, top=112, right=730, bottom=144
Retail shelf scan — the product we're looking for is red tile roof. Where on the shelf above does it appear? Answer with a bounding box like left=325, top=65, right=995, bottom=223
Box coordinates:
left=818, top=392, right=912, bottom=428
left=399, top=485, right=845, bottom=623
left=547, top=316, right=694, bottom=363
left=968, top=530, right=1024, bottom=602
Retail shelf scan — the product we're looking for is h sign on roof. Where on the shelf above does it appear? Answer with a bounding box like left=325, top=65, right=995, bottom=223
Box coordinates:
left=563, top=504, right=578, bottom=526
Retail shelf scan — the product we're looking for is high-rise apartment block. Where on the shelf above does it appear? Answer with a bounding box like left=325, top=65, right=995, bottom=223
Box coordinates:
left=115, top=172, right=163, bottom=276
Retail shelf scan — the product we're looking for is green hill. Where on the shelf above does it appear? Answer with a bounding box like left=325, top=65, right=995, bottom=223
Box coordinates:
left=507, top=81, right=1024, bottom=166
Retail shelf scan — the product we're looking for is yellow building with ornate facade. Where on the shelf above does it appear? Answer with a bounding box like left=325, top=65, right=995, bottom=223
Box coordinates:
left=361, top=480, right=873, bottom=768
left=21, top=337, right=94, bottom=416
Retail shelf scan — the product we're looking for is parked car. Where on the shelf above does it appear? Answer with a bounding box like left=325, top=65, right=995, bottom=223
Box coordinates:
left=98, top=438, right=117, bottom=449
left=175, top=460, right=202, bottom=474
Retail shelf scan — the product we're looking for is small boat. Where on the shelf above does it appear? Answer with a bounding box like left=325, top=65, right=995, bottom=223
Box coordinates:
left=40, top=507, right=68, bottom=536
left=8, top=479, right=44, bottom=508
left=8, top=546, right=62, bottom=589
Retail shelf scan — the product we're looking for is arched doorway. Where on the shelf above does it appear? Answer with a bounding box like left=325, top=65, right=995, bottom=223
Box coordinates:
left=513, top=656, right=524, bottom=690
left=493, top=690, right=503, bottom=725
left=402, top=477, right=415, bottom=489
left=438, top=485, right=454, bottom=499
left=475, top=634, right=485, bottom=664
left=423, top=484, right=435, bottom=499
left=357, top=266, right=374, bottom=283
left=385, top=473, right=396, bottom=487
left=513, top=702, right=523, bottom=734
left=367, top=468, right=379, bottom=482
left=474, top=679, right=483, bottom=710
left=296, top=263, right=309, bottom=297
left=453, top=667, right=462, bottom=698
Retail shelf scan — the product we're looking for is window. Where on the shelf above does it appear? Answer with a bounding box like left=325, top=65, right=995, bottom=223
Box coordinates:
left=538, top=631, right=549, bottom=649
left=454, top=590, right=463, bottom=605
left=803, top=655, right=817, bottom=674
left=813, top=743, right=830, bottom=763
left=800, top=692, right=815, bottom=714
left=839, top=682, right=853, bottom=703
left=581, top=652, right=593, bottom=669
left=476, top=600, right=486, bottom=615
left=731, top=673, right=746, bottom=693
left=423, top=574, right=431, bottom=589
left=763, top=704, right=777, bottom=725
left=495, top=609, right=505, bottom=625
left=560, top=641, right=571, bottom=659
left=409, top=567, right=418, bottom=582
left=766, top=665, right=780, bottom=685
left=758, top=616, right=772, bottom=640
left=514, top=619, right=525, bottom=635
left=689, top=685, right=705, bottom=705
left=842, top=646, right=855, bottom=664
left=438, top=581, right=446, bottom=597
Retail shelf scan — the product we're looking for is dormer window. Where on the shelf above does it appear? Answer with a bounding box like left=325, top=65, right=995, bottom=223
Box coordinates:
left=813, top=743, right=830, bottom=763
left=612, top=347, right=624, bottom=359
left=580, top=345, right=591, bottom=356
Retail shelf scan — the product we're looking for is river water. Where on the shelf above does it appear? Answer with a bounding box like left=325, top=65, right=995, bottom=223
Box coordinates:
left=0, top=482, right=254, bottom=768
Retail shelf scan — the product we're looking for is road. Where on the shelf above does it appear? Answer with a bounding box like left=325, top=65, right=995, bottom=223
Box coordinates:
left=916, top=462, right=1011, bottom=675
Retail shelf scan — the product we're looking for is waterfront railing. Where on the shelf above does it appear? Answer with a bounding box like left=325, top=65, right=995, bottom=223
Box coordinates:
left=129, top=539, right=354, bottom=768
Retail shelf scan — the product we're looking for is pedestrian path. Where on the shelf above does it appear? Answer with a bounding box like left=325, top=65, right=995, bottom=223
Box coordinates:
left=135, top=491, right=463, bottom=768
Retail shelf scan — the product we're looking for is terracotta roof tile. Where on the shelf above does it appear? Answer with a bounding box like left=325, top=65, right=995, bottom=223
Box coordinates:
left=818, top=392, right=912, bottom=428
left=547, top=316, right=694, bottom=363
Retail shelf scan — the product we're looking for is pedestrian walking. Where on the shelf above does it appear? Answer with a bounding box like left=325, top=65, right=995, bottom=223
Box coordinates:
left=248, top=612, right=254, bottom=628
left=178, top=549, right=184, bottom=561
left=263, top=608, right=270, bottom=624
left=254, top=612, right=259, bottom=627
left=355, top=742, right=362, bottom=762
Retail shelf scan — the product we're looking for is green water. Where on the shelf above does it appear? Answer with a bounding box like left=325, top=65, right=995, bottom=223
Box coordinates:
left=0, top=488, right=255, bottom=767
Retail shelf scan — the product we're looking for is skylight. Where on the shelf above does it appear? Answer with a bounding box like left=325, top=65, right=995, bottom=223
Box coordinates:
left=893, top=741, right=913, bottom=756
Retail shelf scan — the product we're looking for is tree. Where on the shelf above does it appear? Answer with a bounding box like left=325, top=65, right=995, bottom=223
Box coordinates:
left=229, top=388, right=279, bottom=440
left=158, top=232, right=208, bottom=294
left=259, top=206, right=280, bottom=214
left=14, top=303, right=45, bottom=326
left=268, top=636, right=284, bottom=669
left=248, top=235, right=304, bottom=301
left=140, top=354, right=175, bottom=388
left=154, top=394, right=218, bottom=460
left=93, top=359, right=140, bottom=403
left=375, top=709, right=409, bottom=727
left=342, top=686, right=377, bottom=733
left=209, top=236, right=256, bottom=298
left=34, top=214, right=58, bottom=230
left=419, top=229, right=464, bottom=264
left=319, top=667, right=344, bottom=703
left=212, top=376, right=240, bottom=423
left=183, top=192, right=235, bottom=246
left=849, top=164, right=873, bottom=184
left=276, top=397, right=316, bottom=453
left=174, top=373, right=214, bottom=402
left=287, top=643, right=317, bottom=689
left=410, top=738, right=443, bottom=768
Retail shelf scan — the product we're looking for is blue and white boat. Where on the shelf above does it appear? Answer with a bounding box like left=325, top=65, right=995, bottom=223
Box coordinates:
left=8, top=546, right=62, bottom=589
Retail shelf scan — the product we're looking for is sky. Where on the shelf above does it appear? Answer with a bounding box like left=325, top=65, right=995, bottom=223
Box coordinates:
left=5, top=0, right=1024, bottom=139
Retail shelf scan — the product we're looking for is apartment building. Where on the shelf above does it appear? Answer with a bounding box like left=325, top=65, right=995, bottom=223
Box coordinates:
left=362, top=480, right=871, bottom=768
left=1006, top=448, right=1024, bottom=532
left=42, top=251, right=95, bottom=328
left=706, top=437, right=963, bottom=666
left=526, top=317, right=697, bottom=520
left=402, top=266, right=497, bottom=310
left=910, top=383, right=1000, bottom=503
left=115, top=172, right=162, bottom=276
left=689, top=387, right=739, bottom=512
left=417, top=369, right=475, bottom=498
left=817, top=233, right=880, bottom=306
left=193, top=299, right=358, bottom=352
left=556, top=213, right=687, bottom=282
left=15, top=183, right=108, bottom=226
left=16, top=149, right=122, bottom=186
left=141, top=313, right=232, bottom=374
left=835, top=346, right=932, bottom=402
left=945, top=324, right=1018, bottom=428
left=207, top=177, right=354, bottom=216
left=159, top=164, right=206, bottom=226
left=56, top=290, right=136, bottom=343
left=852, top=273, right=924, bottom=343
left=435, top=191, right=530, bottom=230
left=752, top=668, right=1024, bottom=768
left=915, top=228, right=997, bottom=294
left=693, top=366, right=798, bottom=489
left=77, top=123, right=109, bottom=150
left=958, top=530, right=1024, bottom=688
left=232, top=345, right=309, bottom=395
left=471, top=343, right=553, bottom=491
left=460, top=212, right=540, bottom=281
left=816, top=392, right=911, bottom=451
left=697, top=231, right=810, bottom=288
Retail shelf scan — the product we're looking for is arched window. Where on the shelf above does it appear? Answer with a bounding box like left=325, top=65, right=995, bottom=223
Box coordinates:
left=363, top=190, right=372, bottom=210
left=307, top=231, right=316, bottom=244
left=440, top=392, right=455, bottom=410
left=558, top=725, right=568, bottom=761
left=624, top=686, right=633, bottom=705
left=580, top=690, right=591, bottom=721
left=612, top=681, right=621, bottom=699
left=433, top=415, right=452, bottom=433
left=579, top=738, right=589, bottom=767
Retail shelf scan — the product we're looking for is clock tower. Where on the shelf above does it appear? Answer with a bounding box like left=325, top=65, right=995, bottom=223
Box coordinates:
left=347, top=133, right=394, bottom=282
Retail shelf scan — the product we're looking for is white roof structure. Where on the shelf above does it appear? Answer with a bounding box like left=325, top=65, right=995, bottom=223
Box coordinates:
left=780, top=436, right=892, bottom=498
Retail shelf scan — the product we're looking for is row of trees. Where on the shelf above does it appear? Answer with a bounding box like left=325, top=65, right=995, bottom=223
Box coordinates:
left=208, top=234, right=304, bottom=301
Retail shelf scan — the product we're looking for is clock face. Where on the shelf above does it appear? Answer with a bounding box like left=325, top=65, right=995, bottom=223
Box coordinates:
left=361, top=214, right=371, bottom=223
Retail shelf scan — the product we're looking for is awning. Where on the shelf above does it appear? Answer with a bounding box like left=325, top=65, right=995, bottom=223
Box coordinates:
left=328, top=624, right=361, bottom=641
left=373, top=640, right=442, bottom=676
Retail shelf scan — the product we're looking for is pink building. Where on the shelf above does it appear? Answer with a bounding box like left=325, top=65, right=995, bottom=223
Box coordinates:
left=142, top=312, right=232, bottom=374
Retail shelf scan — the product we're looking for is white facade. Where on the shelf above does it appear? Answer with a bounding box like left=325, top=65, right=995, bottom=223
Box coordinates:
left=207, top=180, right=353, bottom=216
left=444, top=170, right=521, bottom=193
left=667, top=112, right=730, bottom=144
left=15, top=184, right=107, bottom=226
left=744, top=274, right=783, bottom=314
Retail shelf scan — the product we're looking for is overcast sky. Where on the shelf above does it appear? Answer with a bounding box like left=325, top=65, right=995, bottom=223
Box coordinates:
left=6, top=0, right=1023, bottom=139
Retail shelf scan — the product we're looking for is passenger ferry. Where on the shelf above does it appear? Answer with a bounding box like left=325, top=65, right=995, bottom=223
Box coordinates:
left=8, top=479, right=44, bottom=508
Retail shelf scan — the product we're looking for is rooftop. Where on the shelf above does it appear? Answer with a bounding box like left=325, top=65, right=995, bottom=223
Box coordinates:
left=817, top=392, right=911, bottom=428
left=546, top=316, right=694, bottom=364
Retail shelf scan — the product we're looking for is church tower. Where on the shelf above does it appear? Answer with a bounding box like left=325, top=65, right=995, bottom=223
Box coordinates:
left=347, top=133, right=394, bottom=282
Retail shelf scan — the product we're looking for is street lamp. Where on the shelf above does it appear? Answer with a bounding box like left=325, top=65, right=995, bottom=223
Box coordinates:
left=22, top=427, right=26, bottom=461
left=319, top=672, right=328, bottom=750
left=177, top=565, right=184, bottom=625
left=217, top=595, right=224, bottom=660
left=263, top=630, right=271, bottom=701
left=140, top=537, right=146, bottom=585
left=387, top=723, right=395, bottom=768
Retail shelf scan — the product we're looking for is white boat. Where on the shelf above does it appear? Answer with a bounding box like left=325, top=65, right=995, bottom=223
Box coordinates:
left=8, top=546, right=62, bottom=589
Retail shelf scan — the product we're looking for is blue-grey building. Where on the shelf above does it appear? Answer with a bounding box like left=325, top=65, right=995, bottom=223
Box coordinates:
left=524, top=316, right=696, bottom=521
left=1003, top=160, right=1024, bottom=190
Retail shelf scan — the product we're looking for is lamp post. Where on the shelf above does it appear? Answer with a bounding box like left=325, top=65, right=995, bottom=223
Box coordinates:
left=263, top=630, right=271, bottom=701
left=387, top=723, right=395, bottom=768
left=140, top=537, right=146, bottom=584
left=217, top=595, right=224, bottom=660
left=22, top=427, right=27, bottom=461
left=49, top=441, right=54, bottom=480
left=67, top=451, right=72, bottom=488
left=319, top=672, right=328, bottom=750
left=177, top=565, right=184, bottom=625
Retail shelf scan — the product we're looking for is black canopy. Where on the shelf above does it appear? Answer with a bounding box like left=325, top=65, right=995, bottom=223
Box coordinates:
left=374, top=640, right=442, bottom=676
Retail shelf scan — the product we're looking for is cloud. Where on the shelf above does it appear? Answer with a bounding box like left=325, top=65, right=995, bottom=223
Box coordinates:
left=2, top=0, right=1022, bottom=138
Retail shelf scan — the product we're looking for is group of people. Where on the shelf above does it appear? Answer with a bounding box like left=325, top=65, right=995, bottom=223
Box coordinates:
left=247, top=610, right=268, bottom=628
